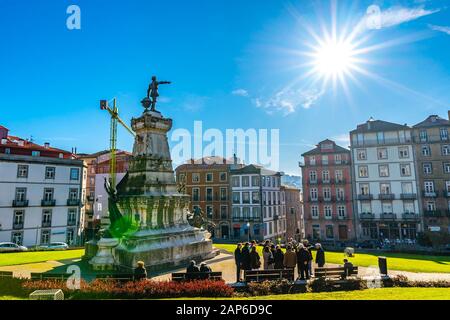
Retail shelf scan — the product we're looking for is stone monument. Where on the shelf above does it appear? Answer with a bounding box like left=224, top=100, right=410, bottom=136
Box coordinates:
left=88, top=76, right=217, bottom=272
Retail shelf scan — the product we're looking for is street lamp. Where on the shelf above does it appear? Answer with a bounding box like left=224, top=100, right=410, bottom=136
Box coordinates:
left=246, top=222, right=250, bottom=242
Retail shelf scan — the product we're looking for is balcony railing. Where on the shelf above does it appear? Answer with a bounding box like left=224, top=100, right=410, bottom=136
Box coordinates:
left=12, top=200, right=29, bottom=207
left=42, top=221, right=52, bottom=228
left=402, top=213, right=420, bottom=220
left=13, top=223, right=24, bottom=230
left=359, top=213, right=374, bottom=219
left=400, top=193, right=417, bottom=200
left=378, top=193, right=395, bottom=200
left=41, top=199, right=56, bottom=206
left=358, top=194, right=373, bottom=201
left=380, top=213, right=396, bottom=220
left=422, top=190, right=438, bottom=198
left=353, top=138, right=412, bottom=147
left=335, top=178, right=347, bottom=184
left=322, top=196, right=334, bottom=202
left=67, top=199, right=81, bottom=206
left=335, top=197, right=348, bottom=202
left=67, top=219, right=77, bottom=226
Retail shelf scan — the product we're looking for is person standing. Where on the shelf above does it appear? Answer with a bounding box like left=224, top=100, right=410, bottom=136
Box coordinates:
left=234, top=243, right=243, bottom=282
left=262, top=246, right=274, bottom=270
left=241, top=242, right=251, bottom=271
left=250, top=246, right=261, bottom=270
left=283, top=245, right=297, bottom=271
left=315, top=243, right=325, bottom=268
left=303, top=240, right=314, bottom=276
left=296, top=244, right=311, bottom=280
left=274, top=245, right=284, bottom=269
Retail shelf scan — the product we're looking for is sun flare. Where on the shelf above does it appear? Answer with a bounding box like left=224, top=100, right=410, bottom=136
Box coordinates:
left=313, top=39, right=356, bottom=77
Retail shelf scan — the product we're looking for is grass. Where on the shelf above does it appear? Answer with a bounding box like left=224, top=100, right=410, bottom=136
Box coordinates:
left=215, top=244, right=450, bottom=273
left=0, top=249, right=85, bottom=267
left=167, top=288, right=450, bottom=300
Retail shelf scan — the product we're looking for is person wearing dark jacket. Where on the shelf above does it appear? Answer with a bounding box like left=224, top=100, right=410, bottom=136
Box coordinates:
left=234, top=243, right=243, bottom=282
left=241, top=243, right=251, bottom=271
left=274, top=245, right=284, bottom=269
left=249, top=246, right=261, bottom=270
left=296, top=244, right=311, bottom=280
left=200, top=262, right=212, bottom=273
left=134, top=261, right=147, bottom=281
left=315, top=243, right=325, bottom=268
left=303, top=240, right=314, bottom=276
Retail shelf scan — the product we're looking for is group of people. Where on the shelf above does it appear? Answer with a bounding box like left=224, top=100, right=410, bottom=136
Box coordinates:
left=234, top=239, right=326, bottom=281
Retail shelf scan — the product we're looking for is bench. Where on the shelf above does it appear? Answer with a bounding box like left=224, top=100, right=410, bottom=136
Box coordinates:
left=95, top=274, right=135, bottom=282
left=30, top=273, right=71, bottom=281
left=0, top=271, right=13, bottom=279
left=244, top=269, right=295, bottom=282
left=171, top=272, right=223, bottom=282
left=314, top=266, right=359, bottom=279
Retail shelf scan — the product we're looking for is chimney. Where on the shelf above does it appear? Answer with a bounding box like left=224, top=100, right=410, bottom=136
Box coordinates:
left=0, top=126, right=8, bottom=140
left=44, top=142, right=50, bottom=149
left=448, top=110, right=450, bottom=121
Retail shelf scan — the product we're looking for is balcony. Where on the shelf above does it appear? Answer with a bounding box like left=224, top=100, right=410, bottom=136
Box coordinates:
left=322, top=196, right=334, bottom=202
left=67, top=199, right=81, bottom=206
left=402, top=213, right=420, bottom=220
left=359, top=213, right=374, bottom=220
left=422, top=190, right=438, bottom=198
left=400, top=193, right=417, bottom=200
left=42, top=221, right=52, bottom=228
left=41, top=199, right=56, bottom=206
left=335, top=178, right=347, bottom=184
left=67, top=219, right=77, bottom=226
left=378, top=193, right=395, bottom=200
left=12, top=223, right=24, bottom=230
left=335, top=197, right=348, bottom=203
left=358, top=194, right=373, bottom=201
left=321, top=179, right=334, bottom=185
left=12, top=200, right=29, bottom=207
left=380, top=213, right=396, bottom=220
left=353, top=138, right=412, bottom=147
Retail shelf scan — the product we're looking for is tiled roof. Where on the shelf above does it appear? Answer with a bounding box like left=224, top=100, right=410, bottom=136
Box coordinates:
left=350, top=119, right=409, bottom=134
left=413, top=115, right=450, bottom=128
left=301, top=139, right=349, bottom=156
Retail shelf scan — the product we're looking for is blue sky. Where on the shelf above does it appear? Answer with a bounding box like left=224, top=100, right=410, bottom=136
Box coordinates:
left=1, top=0, right=450, bottom=175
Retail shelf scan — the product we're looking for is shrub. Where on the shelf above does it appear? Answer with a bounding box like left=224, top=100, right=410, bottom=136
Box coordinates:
left=309, top=277, right=367, bottom=292
left=383, top=275, right=450, bottom=288
left=247, top=279, right=293, bottom=296
left=0, top=277, right=28, bottom=297
left=21, top=279, right=234, bottom=299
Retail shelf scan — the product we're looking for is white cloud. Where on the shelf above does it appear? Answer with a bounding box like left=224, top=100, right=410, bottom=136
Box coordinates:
left=429, top=24, right=450, bottom=35
left=380, top=6, right=439, bottom=28
left=331, top=133, right=350, bottom=147
left=182, top=94, right=209, bottom=112
left=254, top=88, right=324, bottom=116
left=231, top=89, right=249, bottom=97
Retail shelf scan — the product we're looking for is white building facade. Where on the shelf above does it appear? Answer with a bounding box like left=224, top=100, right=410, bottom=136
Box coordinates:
left=350, top=119, right=421, bottom=240
left=0, top=154, right=85, bottom=247
left=230, top=165, right=286, bottom=242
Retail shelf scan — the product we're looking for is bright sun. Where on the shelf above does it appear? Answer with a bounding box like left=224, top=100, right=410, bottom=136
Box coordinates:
left=313, top=39, right=356, bottom=77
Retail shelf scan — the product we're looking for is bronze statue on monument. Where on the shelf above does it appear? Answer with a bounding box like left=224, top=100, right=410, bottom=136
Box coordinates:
left=141, top=75, right=171, bottom=112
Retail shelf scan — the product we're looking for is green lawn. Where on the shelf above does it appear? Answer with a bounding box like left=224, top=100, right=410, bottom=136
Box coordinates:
left=168, top=288, right=450, bottom=300
left=215, top=244, right=450, bottom=273
left=0, top=249, right=85, bottom=267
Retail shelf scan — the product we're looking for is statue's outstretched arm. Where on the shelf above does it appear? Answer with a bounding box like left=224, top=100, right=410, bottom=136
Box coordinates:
left=159, top=81, right=171, bottom=84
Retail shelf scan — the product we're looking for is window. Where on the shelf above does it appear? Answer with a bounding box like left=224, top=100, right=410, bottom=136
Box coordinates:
left=242, top=207, right=250, bottom=219
left=69, top=188, right=78, bottom=200
left=310, top=188, right=318, bottom=200
left=321, top=155, right=329, bottom=165
left=326, top=225, right=334, bottom=239
left=309, top=156, right=316, bottom=165
left=232, top=192, right=240, bottom=204
left=377, top=148, right=388, bottom=159
left=15, top=188, right=26, bottom=201
left=401, top=182, right=413, bottom=194
left=423, top=163, right=432, bottom=174
left=334, top=154, right=342, bottom=164
left=251, top=176, right=259, bottom=186
left=445, top=181, right=450, bottom=192
left=379, top=165, right=389, bottom=177
left=442, top=145, right=450, bottom=156
left=13, top=210, right=24, bottom=227
left=17, top=165, right=28, bottom=178
left=42, top=210, right=52, bottom=225
left=382, top=202, right=393, bottom=214
left=232, top=207, right=240, bottom=218
left=45, top=167, right=55, bottom=179
left=43, top=188, right=54, bottom=201
left=68, top=209, right=77, bottom=225
left=419, top=130, right=428, bottom=142
left=252, top=207, right=261, bottom=219
left=357, top=149, right=367, bottom=160
left=358, top=166, right=369, bottom=178
left=398, top=147, right=409, bottom=158
left=206, top=188, right=213, bottom=201
left=242, top=176, right=249, bottom=187
left=5, top=148, right=10, bottom=154
left=426, top=201, right=436, bottom=211
left=322, top=170, right=330, bottom=182
left=361, top=202, right=371, bottom=214
left=380, top=183, right=391, bottom=194
left=192, top=173, right=200, bottom=182
left=232, top=176, right=240, bottom=187
left=32, top=151, right=40, bottom=157
left=206, top=206, right=213, bottom=218
left=192, top=188, right=200, bottom=201
left=400, top=164, right=411, bottom=176
left=251, top=192, right=260, bottom=204
left=41, top=230, right=50, bottom=245
left=421, top=145, right=431, bottom=156
left=312, top=225, right=320, bottom=239
left=337, top=206, right=346, bottom=217
left=324, top=206, right=332, bottom=219
left=404, top=202, right=415, bottom=214
left=220, top=187, right=227, bottom=201
left=323, top=187, right=331, bottom=200
left=377, top=132, right=385, bottom=144
left=359, top=183, right=370, bottom=195
left=309, top=171, right=317, bottom=182
left=311, top=206, right=319, bottom=218
left=206, top=173, right=213, bottom=182
left=335, top=170, right=343, bottom=182
left=220, top=205, right=227, bottom=219
left=336, top=188, right=345, bottom=200
left=440, top=128, right=448, bottom=141
left=424, top=181, right=435, bottom=193
left=242, top=192, right=250, bottom=204
left=70, top=168, right=79, bottom=180
left=66, top=229, right=75, bottom=245
left=219, top=172, right=227, bottom=182
left=11, top=232, right=23, bottom=245
left=444, top=163, right=450, bottom=174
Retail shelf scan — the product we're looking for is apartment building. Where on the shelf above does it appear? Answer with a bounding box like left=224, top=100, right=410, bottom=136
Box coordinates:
left=412, top=113, right=450, bottom=234
left=230, top=164, right=286, bottom=242
left=282, top=185, right=304, bottom=241
left=175, top=156, right=242, bottom=240
left=0, top=125, right=85, bottom=247
left=350, top=119, right=420, bottom=240
left=301, top=139, right=355, bottom=241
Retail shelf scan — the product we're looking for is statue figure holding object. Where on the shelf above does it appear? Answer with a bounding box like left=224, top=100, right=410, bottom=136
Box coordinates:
left=146, top=75, right=171, bottom=111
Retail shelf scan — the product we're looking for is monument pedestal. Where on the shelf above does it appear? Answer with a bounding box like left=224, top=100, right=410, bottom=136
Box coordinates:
left=89, top=238, right=119, bottom=271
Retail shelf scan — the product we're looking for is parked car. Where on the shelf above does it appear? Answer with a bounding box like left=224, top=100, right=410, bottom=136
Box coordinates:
left=356, top=240, right=382, bottom=249
left=0, top=242, right=28, bottom=253
left=40, top=242, right=69, bottom=251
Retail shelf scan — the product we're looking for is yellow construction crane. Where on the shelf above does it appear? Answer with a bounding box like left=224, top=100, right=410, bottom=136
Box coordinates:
left=100, top=98, right=135, bottom=189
